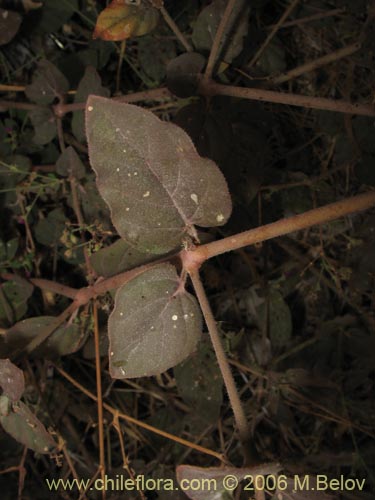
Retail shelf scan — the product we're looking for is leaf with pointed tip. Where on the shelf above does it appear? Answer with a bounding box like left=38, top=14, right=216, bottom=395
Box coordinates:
left=176, top=463, right=281, bottom=500
left=109, top=264, right=202, bottom=378
left=0, top=317, right=85, bottom=359
left=72, top=66, right=110, bottom=143
left=93, top=0, right=159, bottom=41
left=0, top=398, right=57, bottom=454
left=25, top=60, right=69, bottom=105
left=28, top=107, right=56, bottom=145
left=0, top=9, right=22, bottom=46
left=56, top=146, right=86, bottom=179
left=90, top=238, right=157, bottom=278
left=0, top=279, right=33, bottom=328
left=86, top=96, right=232, bottom=254
left=0, top=359, right=24, bottom=402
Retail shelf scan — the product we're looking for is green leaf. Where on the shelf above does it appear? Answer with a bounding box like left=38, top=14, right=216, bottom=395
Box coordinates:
left=86, top=96, right=232, bottom=254
left=109, top=264, right=202, bottom=378
left=35, top=0, right=78, bottom=34
left=0, top=359, right=24, bottom=402
left=56, top=146, right=86, bottom=179
left=0, top=316, right=85, bottom=359
left=0, top=155, right=32, bottom=207
left=0, top=279, right=33, bottom=328
left=0, top=8, right=22, bottom=46
left=28, top=107, right=57, bottom=145
left=72, top=66, right=110, bottom=143
left=166, top=53, right=206, bottom=98
left=90, top=238, right=156, bottom=278
left=174, top=341, right=223, bottom=425
left=25, top=60, right=69, bottom=105
left=192, top=0, right=249, bottom=64
left=0, top=399, right=57, bottom=454
left=138, top=36, right=177, bottom=84
left=34, top=208, right=66, bottom=246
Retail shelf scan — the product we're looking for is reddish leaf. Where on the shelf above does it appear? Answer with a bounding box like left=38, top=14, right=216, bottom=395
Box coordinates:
left=85, top=96, right=232, bottom=254
left=0, top=359, right=24, bottom=402
left=109, top=264, right=202, bottom=378
left=93, top=0, right=159, bottom=41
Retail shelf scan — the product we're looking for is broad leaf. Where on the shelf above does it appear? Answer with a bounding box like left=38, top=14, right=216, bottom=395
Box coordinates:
left=109, top=264, right=202, bottom=378
left=34, top=208, right=66, bottom=246
left=167, top=53, right=206, bottom=98
left=90, top=238, right=156, bottom=278
left=0, top=316, right=85, bottom=359
left=28, top=107, right=57, bottom=145
left=56, top=146, right=86, bottom=179
left=93, top=0, right=159, bottom=41
left=86, top=96, right=232, bottom=254
left=0, top=359, right=24, bottom=402
left=0, top=8, right=22, bottom=46
left=0, top=398, right=57, bottom=454
left=0, top=279, right=33, bottom=328
left=25, top=60, right=69, bottom=105
left=72, top=66, right=110, bottom=143
left=176, top=463, right=281, bottom=500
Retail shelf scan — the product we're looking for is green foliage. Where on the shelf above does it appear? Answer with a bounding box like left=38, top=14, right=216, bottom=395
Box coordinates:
left=109, top=264, right=202, bottom=378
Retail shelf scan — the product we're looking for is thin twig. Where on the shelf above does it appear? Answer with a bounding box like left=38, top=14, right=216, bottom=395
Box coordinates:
left=248, top=0, right=300, bottom=69
left=266, top=8, right=344, bottom=30
left=93, top=301, right=106, bottom=500
left=269, top=42, right=361, bottom=86
left=159, top=6, right=192, bottom=52
left=53, top=364, right=225, bottom=462
left=189, top=270, right=250, bottom=446
left=202, top=0, right=238, bottom=84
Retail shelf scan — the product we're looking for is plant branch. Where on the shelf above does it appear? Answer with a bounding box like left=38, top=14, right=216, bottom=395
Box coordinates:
left=266, top=8, right=344, bottom=30
left=53, top=363, right=225, bottom=462
left=189, top=270, right=250, bottom=446
left=202, top=0, right=238, bottom=84
left=182, top=191, right=375, bottom=266
left=199, top=79, right=375, bottom=117
left=269, top=42, right=361, bottom=86
left=247, top=0, right=300, bottom=70
left=159, top=6, right=192, bottom=52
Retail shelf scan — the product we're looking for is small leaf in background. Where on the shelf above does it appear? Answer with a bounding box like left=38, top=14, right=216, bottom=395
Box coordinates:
left=0, top=238, right=19, bottom=265
left=192, top=0, right=249, bottom=65
left=166, top=53, right=206, bottom=98
left=176, top=463, right=281, bottom=500
left=258, top=288, right=292, bottom=351
left=0, top=279, right=33, bottom=328
left=0, top=154, right=32, bottom=207
left=93, top=0, right=159, bottom=41
left=71, top=66, right=110, bottom=143
left=0, top=399, right=57, bottom=454
left=86, top=96, right=232, bottom=255
left=56, top=146, right=86, bottom=179
left=0, top=8, right=22, bottom=46
left=0, top=316, right=86, bottom=359
left=34, top=207, right=66, bottom=246
left=0, top=359, right=24, bottom=402
left=138, top=36, right=177, bottom=84
left=174, top=341, right=223, bottom=425
left=109, top=264, right=202, bottom=378
left=34, top=0, right=78, bottom=33
left=28, top=107, right=57, bottom=145
left=90, top=238, right=156, bottom=278
left=257, top=39, right=286, bottom=74
left=25, top=60, right=69, bottom=105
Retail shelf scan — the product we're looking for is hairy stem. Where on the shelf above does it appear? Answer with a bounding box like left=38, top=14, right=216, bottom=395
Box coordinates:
left=186, top=191, right=375, bottom=264
left=189, top=270, right=250, bottom=445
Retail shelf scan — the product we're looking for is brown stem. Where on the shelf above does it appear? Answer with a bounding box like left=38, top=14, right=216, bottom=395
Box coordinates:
left=159, top=6, right=192, bottom=52
left=202, top=0, right=239, bottom=84
left=0, top=100, right=42, bottom=112
left=199, top=80, right=375, bottom=117
left=269, top=42, right=361, bottom=86
left=189, top=270, right=250, bottom=445
left=183, top=191, right=375, bottom=265
left=266, top=7, right=344, bottom=30
left=247, top=0, right=300, bottom=70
